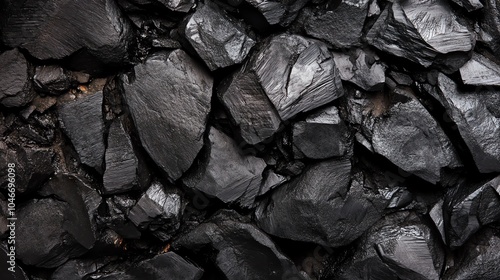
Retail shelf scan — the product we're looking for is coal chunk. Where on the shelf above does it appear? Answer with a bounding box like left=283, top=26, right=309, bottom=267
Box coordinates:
left=128, top=182, right=182, bottom=241
left=33, top=65, right=71, bottom=94
left=459, top=52, right=500, bottom=86
left=157, top=0, right=195, bottom=12
left=218, top=68, right=281, bottom=145
left=0, top=246, right=29, bottom=280
left=58, top=92, right=105, bottom=173
left=0, top=48, right=34, bottom=107
left=174, top=210, right=301, bottom=280
left=183, top=2, right=255, bottom=71
left=372, top=98, right=462, bottom=183
left=292, top=106, right=350, bottom=159
left=1, top=0, right=133, bottom=70
left=434, top=73, right=500, bottom=173
left=101, top=196, right=141, bottom=240
left=122, top=50, right=212, bottom=180
left=251, top=34, right=344, bottom=120
left=51, top=257, right=115, bottom=280
left=366, top=0, right=474, bottom=68
left=302, top=0, right=370, bottom=48
left=451, top=0, right=483, bottom=11
left=256, top=158, right=387, bottom=247
left=244, top=0, right=308, bottom=26
left=183, top=127, right=267, bottom=208
left=17, top=174, right=99, bottom=268
left=332, top=48, right=386, bottom=91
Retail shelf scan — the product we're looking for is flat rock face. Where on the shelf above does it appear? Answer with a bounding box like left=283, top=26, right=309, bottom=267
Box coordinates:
left=0, top=48, right=34, bottom=107
left=122, top=50, right=213, bottom=180
left=58, top=92, right=105, bottom=173
left=292, top=106, right=350, bottom=159
left=218, top=69, right=281, bottom=145
left=183, top=127, right=267, bottom=207
left=126, top=253, right=203, bottom=280
left=372, top=99, right=462, bottom=183
left=256, top=158, right=386, bottom=247
left=0, top=0, right=133, bottom=68
left=332, top=49, right=386, bottom=91
left=174, top=210, right=302, bottom=280
left=251, top=34, right=344, bottom=120
left=367, top=0, right=474, bottom=67
left=184, top=3, right=255, bottom=71
left=459, top=52, right=500, bottom=86
left=34, top=65, right=71, bottom=94
left=128, top=182, right=182, bottom=241
left=435, top=73, right=500, bottom=173
left=302, top=0, right=370, bottom=48
left=245, top=0, right=308, bottom=26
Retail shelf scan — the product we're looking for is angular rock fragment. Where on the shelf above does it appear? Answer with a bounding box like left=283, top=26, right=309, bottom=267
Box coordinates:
left=332, top=49, right=386, bottom=91
left=367, top=0, right=474, bottom=68
left=302, top=0, right=370, bottom=48
left=292, top=106, right=349, bottom=159
left=183, top=3, right=255, bottom=70
left=459, top=52, right=500, bottom=86
left=324, top=212, right=445, bottom=280
left=434, top=73, right=500, bottom=173
left=252, top=34, right=344, bottom=120
left=101, top=196, right=141, bottom=239
left=34, top=65, right=71, bottom=94
left=478, top=0, right=500, bottom=56
left=218, top=68, right=281, bottom=145
left=58, top=92, right=105, bottom=173
left=372, top=98, right=462, bottom=183
left=17, top=174, right=99, bottom=268
left=103, top=119, right=145, bottom=194
left=258, top=170, right=287, bottom=196
left=122, top=50, right=212, bottom=180
left=157, top=0, right=195, bottom=12
left=128, top=182, right=182, bottom=241
left=244, top=0, right=308, bottom=26
left=0, top=48, right=34, bottom=107
left=444, top=228, right=500, bottom=280
left=174, top=210, right=301, bottom=280
left=0, top=0, right=133, bottom=70
left=450, top=0, right=483, bottom=11
left=51, top=257, right=115, bottom=280
left=183, top=127, right=267, bottom=207
left=256, top=158, right=387, bottom=247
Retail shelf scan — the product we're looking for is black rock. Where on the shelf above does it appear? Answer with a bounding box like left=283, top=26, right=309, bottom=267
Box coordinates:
left=292, top=106, right=350, bottom=159
left=251, top=34, right=344, bottom=120
left=366, top=0, right=474, bottom=68
left=258, top=170, right=287, bottom=196
left=183, top=127, right=267, bottom=207
left=324, top=212, right=445, bottom=280
left=157, top=0, right=195, bottom=12
left=218, top=68, right=281, bottom=145
left=58, top=92, right=105, bottom=173
left=451, top=0, right=483, bottom=11
left=0, top=246, right=29, bottom=280
left=101, top=196, right=141, bottom=240
left=1, top=0, right=133, bottom=71
left=33, top=65, right=71, bottom=94
left=244, top=0, right=308, bottom=26
left=371, top=98, right=462, bottom=183
left=122, top=50, right=213, bottom=180
left=0, top=48, right=34, bottom=107
left=478, top=0, right=500, bottom=56
left=127, top=182, right=182, bottom=241
left=174, top=210, right=302, bottom=280
left=51, top=257, right=116, bottom=280
left=459, top=52, right=500, bottom=86
left=302, top=0, right=369, bottom=48
left=434, top=73, right=500, bottom=173
left=256, top=158, right=387, bottom=247
left=103, top=119, right=145, bottom=195
left=17, top=174, right=100, bottom=268
left=183, top=2, right=255, bottom=71
left=332, top=48, right=386, bottom=91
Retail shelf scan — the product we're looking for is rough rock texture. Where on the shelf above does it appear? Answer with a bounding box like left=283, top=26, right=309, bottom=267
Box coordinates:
left=122, top=50, right=213, bottom=180
left=459, top=52, right=500, bottom=86
left=0, top=48, right=34, bottom=107
left=128, top=182, right=182, bottom=241
left=183, top=3, right=255, bottom=70
left=302, top=0, right=370, bottom=48
left=58, top=92, right=105, bottom=173
left=292, top=106, right=350, bottom=159
left=256, top=158, right=387, bottom=247
left=218, top=68, right=281, bottom=145
left=367, top=0, right=474, bottom=68
left=50, top=258, right=115, bottom=280
left=183, top=127, right=267, bottom=207
left=332, top=49, right=386, bottom=91
left=0, top=0, right=133, bottom=70
left=451, top=0, right=483, bottom=11
left=434, top=73, right=500, bottom=173
left=252, top=34, right=344, bottom=120
left=174, top=210, right=302, bottom=280
left=372, top=98, right=462, bottom=183
left=33, top=65, right=71, bottom=94
left=245, top=0, right=308, bottom=26
left=17, top=175, right=99, bottom=268
left=157, top=0, right=195, bottom=12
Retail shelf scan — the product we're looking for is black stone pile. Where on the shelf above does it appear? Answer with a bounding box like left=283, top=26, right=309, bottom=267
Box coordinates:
left=1, top=0, right=500, bottom=279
